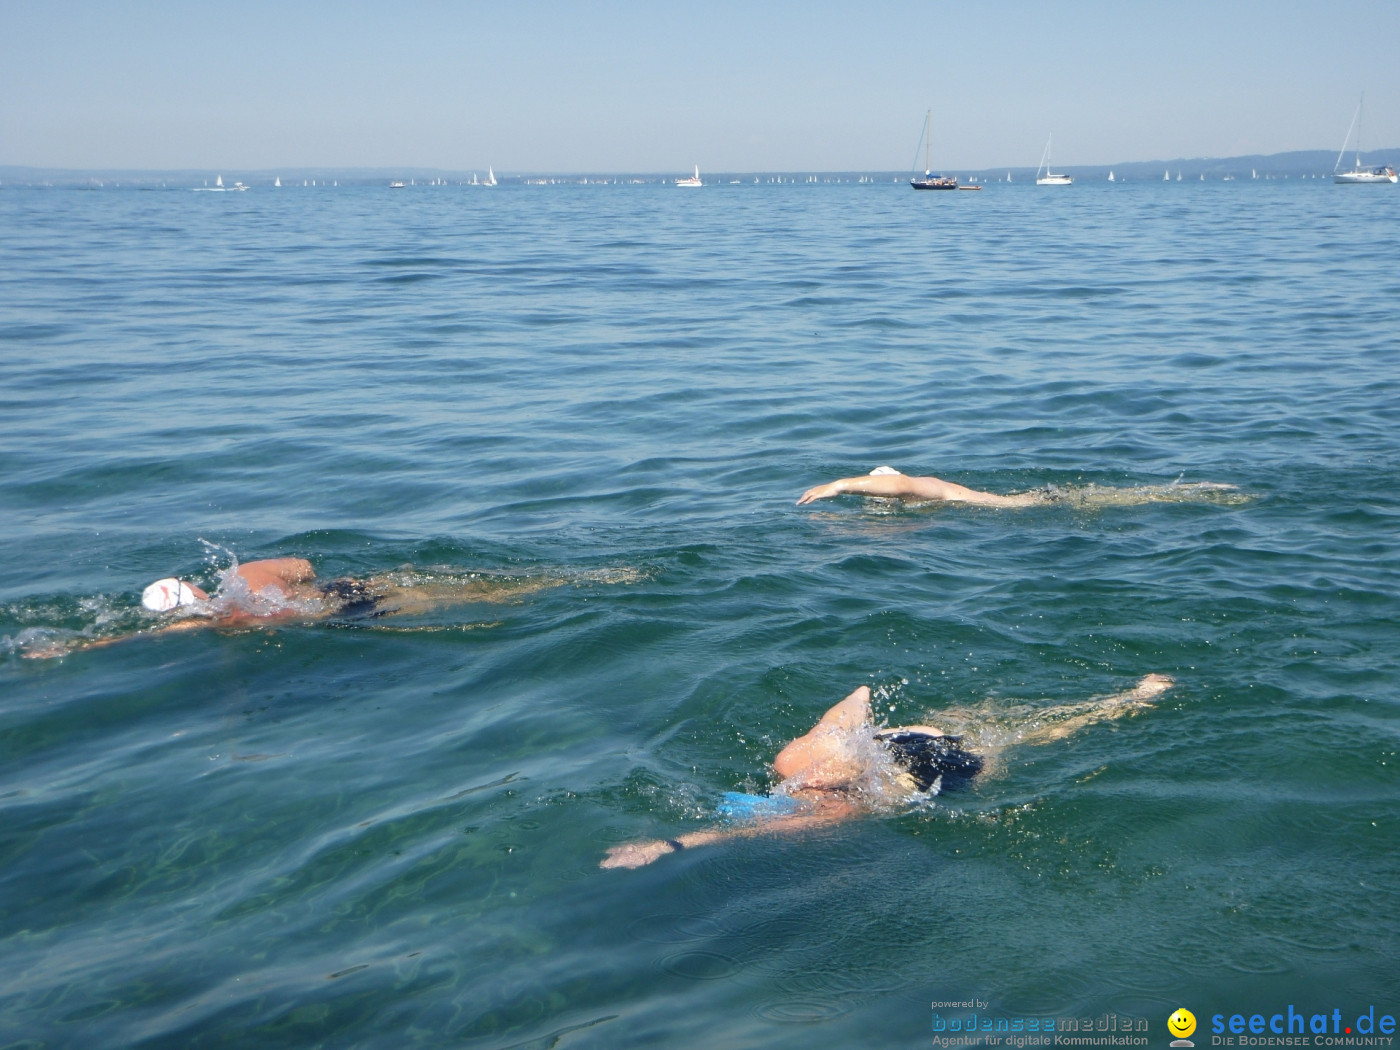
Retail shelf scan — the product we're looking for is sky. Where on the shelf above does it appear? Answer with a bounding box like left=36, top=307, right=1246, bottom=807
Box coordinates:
left=2, top=0, right=1398, bottom=173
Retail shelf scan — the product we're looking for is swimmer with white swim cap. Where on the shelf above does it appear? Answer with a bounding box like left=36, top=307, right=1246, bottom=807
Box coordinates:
left=141, top=578, right=207, bottom=612
left=140, top=558, right=318, bottom=623
left=26, top=556, right=625, bottom=658
left=601, top=673, right=1174, bottom=869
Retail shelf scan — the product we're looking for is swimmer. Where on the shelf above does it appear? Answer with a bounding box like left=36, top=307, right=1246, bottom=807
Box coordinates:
left=600, top=673, right=1173, bottom=869
left=797, top=466, right=1239, bottom=508
left=24, top=557, right=635, bottom=658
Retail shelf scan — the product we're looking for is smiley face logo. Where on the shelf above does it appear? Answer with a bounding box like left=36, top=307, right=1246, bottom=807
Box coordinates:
left=1168, top=1009, right=1197, bottom=1040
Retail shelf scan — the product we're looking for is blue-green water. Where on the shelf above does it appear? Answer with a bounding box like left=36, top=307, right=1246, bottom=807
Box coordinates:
left=2, top=179, right=1398, bottom=1048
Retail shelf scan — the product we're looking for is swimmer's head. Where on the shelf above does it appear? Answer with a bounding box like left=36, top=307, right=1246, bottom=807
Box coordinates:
left=876, top=730, right=983, bottom=793
left=141, top=578, right=201, bottom=613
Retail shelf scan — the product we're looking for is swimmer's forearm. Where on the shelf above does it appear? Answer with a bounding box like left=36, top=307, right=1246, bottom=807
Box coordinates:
left=600, top=810, right=854, bottom=869
left=686, top=811, right=844, bottom=845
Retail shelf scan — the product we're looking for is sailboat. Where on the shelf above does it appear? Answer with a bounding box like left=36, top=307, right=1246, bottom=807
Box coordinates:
left=1108, top=170, right=1115, bottom=182
left=1034, top=135, right=1072, bottom=185
left=910, top=110, right=958, bottom=189
left=484, top=167, right=497, bottom=186
left=676, top=165, right=703, bottom=187
left=1333, top=94, right=1398, bottom=184
left=274, top=177, right=281, bottom=187
left=1164, top=168, right=1171, bottom=181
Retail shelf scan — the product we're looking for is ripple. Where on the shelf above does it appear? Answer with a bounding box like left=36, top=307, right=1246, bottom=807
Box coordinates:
left=625, top=913, right=726, bottom=945
left=754, top=997, right=852, bottom=1024
left=657, top=949, right=741, bottom=981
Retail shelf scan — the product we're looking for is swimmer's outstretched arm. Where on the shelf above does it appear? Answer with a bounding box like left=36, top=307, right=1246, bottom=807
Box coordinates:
left=603, top=685, right=874, bottom=870
left=600, top=801, right=860, bottom=870
left=797, top=471, right=1039, bottom=508
left=21, top=617, right=211, bottom=660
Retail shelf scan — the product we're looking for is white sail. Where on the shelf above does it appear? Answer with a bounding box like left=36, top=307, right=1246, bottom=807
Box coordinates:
left=1335, top=95, right=1364, bottom=174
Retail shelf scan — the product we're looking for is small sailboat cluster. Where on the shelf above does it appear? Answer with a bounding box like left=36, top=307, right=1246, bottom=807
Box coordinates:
left=193, top=174, right=248, bottom=192
left=903, top=99, right=1395, bottom=192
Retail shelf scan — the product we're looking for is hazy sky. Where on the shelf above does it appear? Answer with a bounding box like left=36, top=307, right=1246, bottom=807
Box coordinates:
left=3, top=0, right=1398, bottom=172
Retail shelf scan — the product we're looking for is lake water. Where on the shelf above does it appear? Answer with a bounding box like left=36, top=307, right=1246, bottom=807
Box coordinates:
left=2, top=177, right=1398, bottom=1048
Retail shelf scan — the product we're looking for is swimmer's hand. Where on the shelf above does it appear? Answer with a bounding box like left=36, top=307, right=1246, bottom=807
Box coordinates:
left=1131, top=673, right=1174, bottom=698
left=796, top=482, right=843, bottom=505
left=21, top=641, right=72, bottom=660
left=1114, top=673, right=1175, bottom=711
left=600, top=840, right=678, bottom=869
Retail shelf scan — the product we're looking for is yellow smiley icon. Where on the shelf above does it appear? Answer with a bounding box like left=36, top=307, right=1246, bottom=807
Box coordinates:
left=1168, top=1009, right=1197, bottom=1039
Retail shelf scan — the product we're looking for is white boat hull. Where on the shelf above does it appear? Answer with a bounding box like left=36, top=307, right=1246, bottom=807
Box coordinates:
left=1333, top=169, right=1397, bottom=184
left=1036, top=175, right=1073, bottom=185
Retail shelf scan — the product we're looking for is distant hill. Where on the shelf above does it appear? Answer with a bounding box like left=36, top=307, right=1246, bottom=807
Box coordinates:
left=1043, top=149, right=1400, bottom=182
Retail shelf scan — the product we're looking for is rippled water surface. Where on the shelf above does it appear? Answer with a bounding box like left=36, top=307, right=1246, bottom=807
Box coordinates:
left=2, top=179, right=1398, bottom=1048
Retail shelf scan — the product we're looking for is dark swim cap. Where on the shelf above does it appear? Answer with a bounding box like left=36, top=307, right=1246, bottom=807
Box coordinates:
left=876, top=731, right=983, bottom=792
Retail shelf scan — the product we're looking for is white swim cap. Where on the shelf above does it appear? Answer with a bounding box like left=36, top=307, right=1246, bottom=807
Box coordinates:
left=869, top=465, right=900, bottom=476
left=141, top=578, right=200, bottom=612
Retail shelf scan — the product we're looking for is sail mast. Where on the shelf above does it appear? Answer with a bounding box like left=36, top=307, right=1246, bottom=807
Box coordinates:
left=1357, top=93, right=1363, bottom=169
left=925, top=110, right=932, bottom=175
